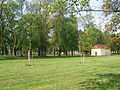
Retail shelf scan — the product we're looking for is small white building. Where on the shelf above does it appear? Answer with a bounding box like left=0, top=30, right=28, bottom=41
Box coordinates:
left=91, top=44, right=111, bottom=56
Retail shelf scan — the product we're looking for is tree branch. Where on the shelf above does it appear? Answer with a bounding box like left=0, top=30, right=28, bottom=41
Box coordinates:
left=73, top=9, right=120, bottom=13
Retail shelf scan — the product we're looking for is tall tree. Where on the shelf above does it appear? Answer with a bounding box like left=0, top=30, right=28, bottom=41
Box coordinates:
left=108, top=34, right=120, bottom=54
left=0, top=0, right=19, bottom=55
left=79, top=14, right=104, bottom=53
left=25, top=0, right=51, bottom=56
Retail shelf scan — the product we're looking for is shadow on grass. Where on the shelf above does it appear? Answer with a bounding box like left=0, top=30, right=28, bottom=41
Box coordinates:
left=0, top=54, right=95, bottom=61
left=33, top=54, right=94, bottom=59
left=79, top=73, right=120, bottom=90
left=0, top=56, right=28, bottom=61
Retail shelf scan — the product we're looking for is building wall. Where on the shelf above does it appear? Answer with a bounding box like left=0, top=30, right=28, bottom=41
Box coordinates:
left=91, top=49, right=111, bottom=56
left=91, top=49, right=101, bottom=56
left=101, top=49, right=111, bottom=56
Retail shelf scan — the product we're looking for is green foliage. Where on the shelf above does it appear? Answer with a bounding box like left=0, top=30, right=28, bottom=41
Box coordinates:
left=103, top=0, right=120, bottom=32
left=108, top=34, right=120, bottom=54
left=79, top=14, right=105, bottom=53
left=0, top=0, right=119, bottom=56
left=0, top=0, right=19, bottom=55
left=50, top=15, right=79, bottom=55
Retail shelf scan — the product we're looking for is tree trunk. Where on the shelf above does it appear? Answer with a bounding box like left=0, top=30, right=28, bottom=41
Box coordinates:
left=54, top=48, right=56, bottom=56
left=58, top=48, right=61, bottom=56
left=1, top=47, right=4, bottom=55
left=28, top=50, right=31, bottom=65
left=71, top=50, right=73, bottom=56
left=5, top=47, right=8, bottom=55
left=28, top=40, right=32, bottom=65
left=38, top=47, right=41, bottom=56
left=38, top=45, right=47, bottom=56
left=20, top=48, right=23, bottom=56
left=117, top=50, right=119, bottom=55
left=14, top=48, right=17, bottom=56
left=10, top=49, right=13, bottom=55
left=65, top=49, right=68, bottom=56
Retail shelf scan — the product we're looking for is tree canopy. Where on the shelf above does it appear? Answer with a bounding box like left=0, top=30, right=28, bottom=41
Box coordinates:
left=0, top=0, right=120, bottom=57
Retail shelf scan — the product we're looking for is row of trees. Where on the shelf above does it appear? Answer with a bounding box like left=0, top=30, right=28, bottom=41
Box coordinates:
left=0, top=0, right=120, bottom=57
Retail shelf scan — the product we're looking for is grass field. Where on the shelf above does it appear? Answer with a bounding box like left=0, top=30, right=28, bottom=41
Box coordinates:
left=0, top=55, right=120, bottom=90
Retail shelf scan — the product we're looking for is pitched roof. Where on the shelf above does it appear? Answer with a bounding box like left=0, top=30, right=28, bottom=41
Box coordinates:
left=92, top=44, right=110, bottom=49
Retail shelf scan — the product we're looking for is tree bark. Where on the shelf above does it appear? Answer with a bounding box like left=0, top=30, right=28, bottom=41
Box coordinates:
left=38, top=47, right=41, bottom=56
left=65, top=49, right=68, bottom=56
left=58, top=48, right=61, bottom=56
left=54, top=48, right=56, bottom=56
left=38, top=44, right=47, bottom=56
left=71, top=50, right=73, bottom=56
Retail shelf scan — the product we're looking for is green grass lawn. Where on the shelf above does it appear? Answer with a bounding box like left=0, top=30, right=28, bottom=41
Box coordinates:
left=0, top=55, right=120, bottom=90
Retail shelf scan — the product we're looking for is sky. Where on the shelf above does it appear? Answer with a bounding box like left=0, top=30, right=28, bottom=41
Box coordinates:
left=77, top=0, right=112, bottom=31
left=88, top=0, right=119, bottom=33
